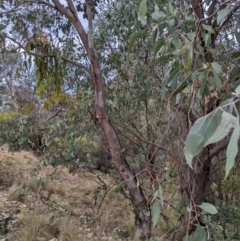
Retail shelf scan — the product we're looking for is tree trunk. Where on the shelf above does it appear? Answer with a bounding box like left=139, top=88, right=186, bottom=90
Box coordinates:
left=100, top=118, right=151, bottom=240
left=171, top=148, right=212, bottom=241
left=89, top=24, right=151, bottom=241
left=51, top=1, right=152, bottom=238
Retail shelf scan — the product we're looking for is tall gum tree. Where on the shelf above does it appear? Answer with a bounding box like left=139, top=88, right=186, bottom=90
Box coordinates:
left=136, top=0, right=240, bottom=240
left=170, top=0, right=240, bottom=240
left=0, top=0, right=152, bottom=239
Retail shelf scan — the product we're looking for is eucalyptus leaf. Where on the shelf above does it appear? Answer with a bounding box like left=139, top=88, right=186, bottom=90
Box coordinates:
left=211, top=62, right=222, bottom=75
left=232, top=51, right=240, bottom=59
left=128, top=31, right=142, bottom=51
left=202, top=24, right=215, bottom=34
left=152, top=4, right=166, bottom=21
left=225, top=116, right=240, bottom=179
left=0, top=24, right=7, bottom=31
left=138, top=0, right=147, bottom=25
left=217, top=8, right=230, bottom=24
left=194, top=225, right=207, bottom=241
left=205, top=111, right=237, bottom=146
left=198, top=202, right=218, bottom=214
left=230, top=66, right=240, bottom=81
left=184, top=110, right=222, bottom=167
left=235, top=31, right=240, bottom=45
left=235, top=85, right=240, bottom=94
left=183, top=237, right=194, bottom=241
left=154, top=39, right=165, bottom=54
left=169, top=2, right=174, bottom=15
left=219, top=98, right=233, bottom=114
left=152, top=200, right=161, bottom=227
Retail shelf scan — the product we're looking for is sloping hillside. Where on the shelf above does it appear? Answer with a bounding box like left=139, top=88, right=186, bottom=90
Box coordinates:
left=0, top=145, right=131, bottom=241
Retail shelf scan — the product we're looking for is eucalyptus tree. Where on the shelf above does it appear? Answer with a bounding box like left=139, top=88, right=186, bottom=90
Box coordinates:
left=0, top=0, right=154, bottom=239
left=134, top=0, right=240, bottom=240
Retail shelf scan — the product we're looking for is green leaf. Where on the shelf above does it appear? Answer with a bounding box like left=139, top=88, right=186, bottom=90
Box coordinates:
left=172, top=47, right=186, bottom=56
left=169, top=2, right=174, bottom=15
left=232, top=51, right=240, bottom=59
left=235, top=85, right=240, bottom=94
left=202, top=24, right=215, bottom=34
left=211, top=62, right=222, bottom=75
left=158, top=184, right=163, bottom=207
left=205, top=111, right=237, bottom=146
left=152, top=4, right=166, bottom=21
left=217, top=8, right=230, bottom=24
left=181, top=207, right=188, bottom=215
left=194, top=225, right=207, bottom=241
left=152, top=200, right=161, bottom=227
left=138, top=0, right=147, bottom=25
left=230, top=66, right=240, bottom=81
left=183, top=237, right=194, bottom=241
left=219, top=98, right=233, bottom=114
left=198, top=202, right=218, bottom=214
left=225, top=115, right=240, bottom=178
left=163, top=66, right=180, bottom=86
left=149, top=237, right=162, bottom=241
left=184, top=110, right=222, bottom=167
left=168, top=18, right=175, bottom=26
left=154, top=39, right=165, bottom=54
left=0, top=24, right=7, bottom=31
left=235, top=32, right=240, bottom=45
left=128, top=31, right=142, bottom=51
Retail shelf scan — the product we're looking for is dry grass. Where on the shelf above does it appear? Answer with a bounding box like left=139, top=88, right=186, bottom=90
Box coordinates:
left=7, top=183, right=25, bottom=201
left=0, top=145, right=38, bottom=191
left=57, top=217, right=79, bottom=241
left=15, top=214, right=82, bottom=241
left=17, top=214, right=55, bottom=241
left=1, top=145, right=176, bottom=241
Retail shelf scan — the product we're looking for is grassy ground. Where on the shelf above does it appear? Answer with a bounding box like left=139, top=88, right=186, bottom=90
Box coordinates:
left=0, top=145, right=178, bottom=241
left=0, top=145, right=134, bottom=241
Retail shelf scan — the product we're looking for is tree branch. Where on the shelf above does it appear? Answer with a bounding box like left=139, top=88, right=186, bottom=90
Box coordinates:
left=5, top=35, right=91, bottom=74
left=51, top=0, right=89, bottom=52
left=191, top=0, right=204, bottom=20
left=207, top=0, right=217, bottom=25
left=86, top=0, right=94, bottom=49
left=219, top=2, right=240, bottom=30
left=36, top=0, right=56, bottom=9
left=212, top=2, right=240, bottom=46
left=199, top=0, right=233, bottom=23
left=113, top=107, right=177, bottom=162
left=209, top=139, right=228, bottom=159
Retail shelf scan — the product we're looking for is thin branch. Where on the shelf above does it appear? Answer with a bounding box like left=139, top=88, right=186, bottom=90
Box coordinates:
left=217, top=2, right=240, bottom=33
left=61, top=56, right=91, bottom=74
left=51, top=0, right=70, bottom=16
left=211, top=1, right=240, bottom=42
left=5, top=35, right=91, bottom=74
left=199, top=0, right=233, bottom=23
left=86, top=0, right=94, bottom=49
left=207, top=0, right=217, bottom=25
left=113, top=107, right=177, bottom=162
left=47, top=109, right=63, bottom=121
left=36, top=0, right=56, bottom=9
left=64, top=0, right=89, bottom=50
